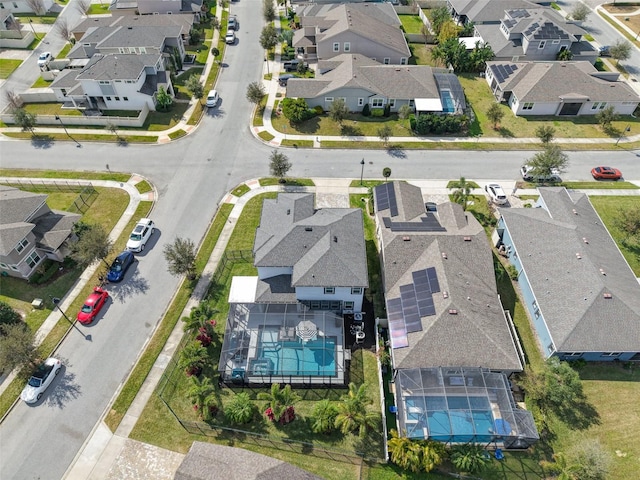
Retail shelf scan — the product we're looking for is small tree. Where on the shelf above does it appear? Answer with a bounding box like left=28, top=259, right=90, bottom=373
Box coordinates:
left=225, top=392, right=255, bottom=425
left=569, top=3, right=591, bottom=22
left=263, top=0, right=276, bottom=22
left=258, top=383, right=301, bottom=425
left=269, top=150, right=292, bottom=182
left=164, top=237, right=197, bottom=279
left=595, top=105, right=618, bottom=132
left=75, top=0, right=91, bottom=14
left=185, top=74, right=204, bottom=104
left=329, top=98, right=349, bottom=124
left=259, top=24, right=278, bottom=51
left=398, top=104, right=412, bottom=122
left=568, top=439, right=611, bottom=480
left=334, top=382, right=378, bottom=438
left=535, top=125, right=556, bottom=144
left=188, top=376, right=215, bottom=418
left=614, top=205, right=640, bottom=244
left=0, top=323, right=37, bottom=374
left=450, top=176, right=472, bottom=211
left=557, top=49, right=573, bottom=61
left=437, top=20, right=460, bottom=44
left=311, top=399, right=338, bottom=434
left=281, top=97, right=312, bottom=123
left=12, top=108, right=37, bottom=135
left=155, top=86, right=173, bottom=111
left=609, top=40, right=632, bottom=65
left=104, top=122, right=123, bottom=142
left=450, top=444, right=490, bottom=474
left=296, top=60, right=307, bottom=75
left=71, top=223, right=112, bottom=267
left=4, top=89, right=23, bottom=110
left=430, top=6, right=451, bottom=37
left=0, top=301, right=21, bottom=329
left=26, top=0, right=46, bottom=15
left=211, top=47, right=220, bottom=60
left=55, top=17, right=72, bottom=43
left=486, top=103, right=504, bottom=130
left=178, top=340, right=209, bottom=376
left=378, top=125, right=392, bottom=146
left=382, top=167, right=392, bottom=181
left=525, top=144, right=569, bottom=181
left=246, top=81, right=266, bottom=106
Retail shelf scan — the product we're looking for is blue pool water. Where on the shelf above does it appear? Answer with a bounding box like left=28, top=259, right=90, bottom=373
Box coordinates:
left=441, top=90, right=455, bottom=113
left=255, top=329, right=337, bottom=377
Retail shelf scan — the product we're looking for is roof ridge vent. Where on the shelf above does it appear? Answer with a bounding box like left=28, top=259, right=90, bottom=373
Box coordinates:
left=599, top=268, right=606, bottom=275
left=305, top=227, right=313, bottom=231
left=576, top=252, right=582, bottom=259
left=287, top=209, right=291, bottom=215
left=448, top=309, right=458, bottom=315
left=603, top=293, right=612, bottom=299
left=403, top=236, right=411, bottom=241
left=441, top=252, right=447, bottom=259
left=582, top=237, right=588, bottom=244
left=443, top=291, right=449, bottom=298
left=572, top=209, right=578, bottom=215
left=463, top=236, right=472, bottom=242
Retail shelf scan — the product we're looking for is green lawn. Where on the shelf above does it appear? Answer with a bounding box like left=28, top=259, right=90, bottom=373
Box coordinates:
left=398, top=14, right=424, bottom=34
left=231, top=184, right=250, bottom=197
left=458, top=74, right=640, bottom=138
left=258, top=177, right=315, bottom=187
left=0, top=168, right=131, bottom=182
left=135, top=180, right=153, bottom=194
left=408, top=43, right=438, bottom=67
left=272, top=112, right=413, bottom=137
left=31, top=76, right=52, bottom=88
left=0, top=59, right=22, bottom=79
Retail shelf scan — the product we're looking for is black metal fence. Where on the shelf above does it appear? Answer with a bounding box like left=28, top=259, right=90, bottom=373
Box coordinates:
left=1, top=179, right=98, bottom=214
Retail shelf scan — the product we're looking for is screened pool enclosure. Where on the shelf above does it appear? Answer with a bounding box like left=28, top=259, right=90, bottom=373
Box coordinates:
left=394, top=367, right=538, bottom=448
left=219, top=303, right=346, bottom=386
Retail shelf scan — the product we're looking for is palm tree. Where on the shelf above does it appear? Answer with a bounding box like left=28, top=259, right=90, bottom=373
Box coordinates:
left=450, top=176, right=472, bottom=211
left=187, top=376, right=214, bottom=418
left=183, top=302, right=219, bottom=346
left=225, top=392, right=255, bottom=425
left=450, top=444, right=490, bottom=474
left=178, top=341, right=209, bottom=376
left=311, top=399, right=338, bottom=434
left=388, top=430, right=422, bottom=472
left=420, top=440, right=447, bottom=473
left=335, top=382, right=379, bottom=437
left=257, top=383, right=301, bottom=424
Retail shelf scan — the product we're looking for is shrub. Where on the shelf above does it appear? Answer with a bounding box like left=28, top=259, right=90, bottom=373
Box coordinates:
left=362, top=104, right=371, bottom=116
left=313, top=105, right=324, bottom=115
left=409, top=114, right=416, bottom=131
left=0, top=301, right=21, bottom=329
left=383, top=104, right=391, bottom=117
left=281, top=97, right=313, bottom=123
left=371, top=108, right=384, bottom=117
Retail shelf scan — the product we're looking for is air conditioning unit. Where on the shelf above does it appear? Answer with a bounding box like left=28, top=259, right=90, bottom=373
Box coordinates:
left=354, top=313, right=363, bottom=321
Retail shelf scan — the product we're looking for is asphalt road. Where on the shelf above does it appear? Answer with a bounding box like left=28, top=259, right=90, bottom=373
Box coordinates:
left=557, top=0, right=640, bottom=82
left=1, top=3, right=640, bottom=480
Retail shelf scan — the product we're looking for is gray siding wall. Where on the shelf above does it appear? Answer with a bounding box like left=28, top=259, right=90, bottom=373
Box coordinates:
left=305, top=87, right=413, bottom=112
left=317, top=31, right=409, bottom=64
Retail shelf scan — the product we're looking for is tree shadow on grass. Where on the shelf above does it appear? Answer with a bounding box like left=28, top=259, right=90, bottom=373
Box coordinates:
left=289, top=116, right=320, bottom=134
left=341, top=124, right=363, bottom=136
left=498, top=126, right=515, bottom=137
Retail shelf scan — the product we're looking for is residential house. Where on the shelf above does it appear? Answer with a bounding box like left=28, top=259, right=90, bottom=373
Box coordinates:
left=109, top=0, right=203, bottom=16
left=293, top=3, right=410, bottom=64
left=0, top=0, right=53, bottom=15
left=218, top=193, right=368, bottom=386
left=486, top=60, right=640, bottom=116
left=286, top=53, right=466, bottom=114
left=50, top=53, right=174, bottom=111
left=373, top=181, right=536, bottom=445
left=71, top=14, right=195, bottom=43
left=496, top=187, right=640, bottom=362
left=0, top=186, right=80, bottom=280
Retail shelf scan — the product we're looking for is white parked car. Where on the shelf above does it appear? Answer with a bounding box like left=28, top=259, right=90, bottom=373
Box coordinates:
left=21, top=357, right=61, bottom=404
left=37, top=52, right=52, bottom=67
left=484, top=183, right=508, bottom=205
left=225, top=30, right=236, bottom=44
left=206, top=89, right=219, bottom=108
left=521, top=165, right=560, bottom=183
left=126, top=218, right=155, bottom=252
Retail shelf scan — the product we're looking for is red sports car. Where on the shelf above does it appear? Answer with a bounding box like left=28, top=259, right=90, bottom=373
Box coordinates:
left=591, top=166, right=622, bottom=180
left=76, top=287, right=109, bottom=324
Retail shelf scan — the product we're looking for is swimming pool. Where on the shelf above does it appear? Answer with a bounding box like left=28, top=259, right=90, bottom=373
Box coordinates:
left=440, top=90, right=455, bottom=113
left=256, top=329, right=337, bottom=377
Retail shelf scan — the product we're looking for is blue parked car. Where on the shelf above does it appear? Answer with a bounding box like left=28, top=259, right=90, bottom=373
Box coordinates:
left=106, top=250, right=134, bottom=282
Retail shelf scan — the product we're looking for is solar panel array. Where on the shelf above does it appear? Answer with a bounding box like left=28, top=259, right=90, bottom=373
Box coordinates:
left=389, top=267, right=441, bottom=350
left=382, top=216, right=446, bottom=232
left=374, top=183, right=398, bottom=217
left=490, top=63, right=519, bottom=84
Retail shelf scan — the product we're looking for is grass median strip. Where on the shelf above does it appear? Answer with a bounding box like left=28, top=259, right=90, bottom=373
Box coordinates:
left=0, top=169, right=131, bottom=182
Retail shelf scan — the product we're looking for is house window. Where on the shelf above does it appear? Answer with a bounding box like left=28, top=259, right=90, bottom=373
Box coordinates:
left=522, top=102, right=534, bottom=110
left=552, top=39, right=560, bottom=44
left=547, top=343, right=555, bottom=354
left=358, top=98, right=364, bottom=107
left=61, top=89, right=67, bottom=96
left=344, top=42, right=350, bottom=52
left=538, top=41, right=546, bottom=49
left=123, top=97, right=128, bottom=101
left=371, top=98, right=384, bottom=108
left=602, top=352, right=622, bottom=357
left=400, top=57, right=407, bottom=65
left=351, top=287, right=363, bottom=295
left=344, top=301, right=354, bottom=310
left=140, top=47, right=146, bottom=54
left=115, top=97, right=120, bottom=101
left=106, top=96, right=112, bottom=101
left=119, top=48, right=126, bottom=54
left=99, top=80, right=111, bottom=85
left=325, top=97, right=334, bottom=104
left=565, top=352, right=583, bottom=357
left=321, top=301, right=330, bottom=309
left=15, top=238, right=28, bottom=253
left=310, top=301, right=320, bottom=309
left=10, top=265, right=19, bottom=271
left=324, top=287, right=335, bottom=294
left=330, top=301, right=341, bottom=310
left=26, top=251, right=41, bottom=269
left=125, top=80, right=134, bottom=84
left=383, top=58, right=390, bottom=64
left=333, top=42, right=340, bottom=52
left=389, top=99, right=396, bottom=108
left=409, top=99, right=414, bottom=107
left=0, top=263, right=7, bottom=269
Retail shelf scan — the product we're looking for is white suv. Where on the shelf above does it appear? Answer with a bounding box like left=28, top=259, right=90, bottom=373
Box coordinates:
left=484, top=183, right=508, bottom=205
left=520, top=165, right=560, bottom=183
left=126, top=218, right=155, bottom=252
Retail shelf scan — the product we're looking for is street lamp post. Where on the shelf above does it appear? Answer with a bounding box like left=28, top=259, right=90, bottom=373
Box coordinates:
left=54, top=115, right=82, bottom=148
left=616, top=125, right=631, bottom=146
left=360, top=158, right=365, bottom=186
left=28, top=19, right=39, bottom=40
left=51, top=297, right=90, bottom=341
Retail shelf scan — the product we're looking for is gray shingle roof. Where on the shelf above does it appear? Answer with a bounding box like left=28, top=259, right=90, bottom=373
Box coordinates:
left=253, top=193, right=368, bottom=288
left=487, top=61, right=640, bottom=103
left=32, top=210, right=81, bottom=251
left=0, top=185, right=47, bottom=224
left=175, top=442, right=323, bottom=480
left=255, top=274, right=297, bottom=303
left=498, top=188, right=640, bottom=353
left=0, top=223, right=34, bottom=256
left=449, top=0, right=538, bottom=23
left=377, top=182, right=522, bottom=372
left=287, top=54, right=451, bottom=101
left=76, top=53, right=162, bottom=81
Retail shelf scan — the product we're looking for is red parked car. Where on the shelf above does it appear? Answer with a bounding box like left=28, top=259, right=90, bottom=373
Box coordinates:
left=76, top=287, right=109, bottom=324
left=591, top=166, right=622, bottom=180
